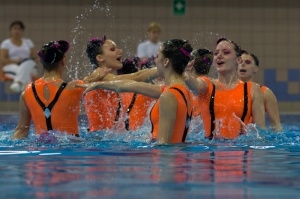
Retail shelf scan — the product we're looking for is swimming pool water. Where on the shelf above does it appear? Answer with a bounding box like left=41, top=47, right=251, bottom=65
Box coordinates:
left=0, top=114, right=299, bottom=199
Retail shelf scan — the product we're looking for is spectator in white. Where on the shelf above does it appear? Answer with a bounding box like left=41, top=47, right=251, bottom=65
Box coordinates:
left=136, top=22, right=162, bottom=60
left=0, top=20, right=38, bottom=93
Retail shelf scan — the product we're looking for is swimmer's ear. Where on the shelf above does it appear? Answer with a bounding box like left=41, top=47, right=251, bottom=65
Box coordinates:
left=164, top=58, right=169, bottom=67
left=236, top=56, right=242, bottom=66
left=96, top=54, right=104, bottom=63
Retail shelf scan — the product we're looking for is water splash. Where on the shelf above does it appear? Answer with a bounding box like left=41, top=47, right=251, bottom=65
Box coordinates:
left=1, top=121, right=299, bottom=149
left=67, top=0, right=114, bottom=81
left=191, top=31, right=220, bottom=78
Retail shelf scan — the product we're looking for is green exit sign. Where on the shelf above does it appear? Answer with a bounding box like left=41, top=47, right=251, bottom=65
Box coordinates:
left=173, top=0, right=186, bottom=16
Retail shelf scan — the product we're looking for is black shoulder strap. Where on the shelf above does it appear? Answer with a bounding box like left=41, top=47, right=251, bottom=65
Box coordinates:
left=207, top=82, right=249, bottom=139
left=169, top=87, right=192, bottom=142
left=240, top=82, right=248, bottom=122
left=125, top=93, right=137, bottom=131
left=114, top=93, right=122, bottom=122
left=32, top=81, right=67, bottom=131
left=208, top=83, right=216, bottom=140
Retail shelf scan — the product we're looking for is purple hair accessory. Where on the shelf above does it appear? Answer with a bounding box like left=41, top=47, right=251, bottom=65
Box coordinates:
left=180, top=47, right=190, bottom=58
left=202, top=55, right=212, bottom=65
left=99, top=35, right=106, bottom=45
left=37, top=51, right=45, bottom=61
left=202, top=56, right=209, bottom=65
left=124, top=58, right=133, bottom=64
left=140, top=56, right=156, bottom=69
left=89, top=35, right=107, bottom=46
left=53, top=41, right=60, bottom=48
left=89, top=37, right=99, bottom=42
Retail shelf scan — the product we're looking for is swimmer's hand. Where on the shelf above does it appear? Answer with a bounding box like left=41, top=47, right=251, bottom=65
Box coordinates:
left=76, top=82, right=102, bottom=94
left=76, top=81, right=121, bottom=95
left=185, top=59, right=195, bottom=72
left=82, top=67, right=112, bottom=83
left=77, top=80, right=132, bottom=95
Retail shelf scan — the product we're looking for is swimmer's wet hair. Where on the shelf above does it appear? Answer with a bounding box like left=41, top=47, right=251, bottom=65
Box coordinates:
left=241, top=50, right=260, bottom=66
left=162, top=39, right=193, bottom=75
left=191, top=48, right=213, bottom=75
left=37, top=40, right=69, bottom=70
left=117, top=57, right=140, bottom=75
left=86, top=35, right=107, bottom=69
left=216, top=37, right=242, bottom=57
left=140, top=56, right=156, bottom=70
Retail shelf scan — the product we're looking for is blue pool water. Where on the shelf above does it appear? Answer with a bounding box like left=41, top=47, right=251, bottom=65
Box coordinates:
left=0, top=114, right=299, bottom=199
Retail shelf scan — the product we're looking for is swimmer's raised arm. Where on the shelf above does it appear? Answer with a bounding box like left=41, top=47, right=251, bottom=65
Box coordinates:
left=157, top=91, right=177, bottom=144
left=251, top=83, right=266, bottom=130
left=263, top=88, right=282, bottom=132
left=77, top=79, right=162, bottom=99
left=82, top=67, right=112, bottom=84
left=183, top=70, right=207, bottom=96
left=12, top=93, right=31, bottom=139
left=108, top=67, right=158, bottom=83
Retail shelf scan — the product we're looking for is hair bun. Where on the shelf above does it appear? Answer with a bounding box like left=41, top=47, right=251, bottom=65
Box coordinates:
left=117, top=57, right=140, bottom=74
left=38, top=40, right=69, bottom=64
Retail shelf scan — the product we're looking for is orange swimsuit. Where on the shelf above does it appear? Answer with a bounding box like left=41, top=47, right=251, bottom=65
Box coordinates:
left=150, top=84, right=193, bottom=143
left=84, top=89, right=130, bottom=132
left=192, top=76, right=210, bottom=118
left=24, top=79, right=84, bottom=135
left=199, top=78, right=252, bottom=139
left=123, top=93, right=155, bottom=131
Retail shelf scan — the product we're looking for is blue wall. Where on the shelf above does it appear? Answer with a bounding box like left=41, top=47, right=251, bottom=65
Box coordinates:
left=264, top=69, right=300, bottom=101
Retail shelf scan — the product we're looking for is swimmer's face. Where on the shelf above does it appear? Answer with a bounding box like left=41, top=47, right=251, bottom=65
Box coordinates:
left=238, top=53, right=258, bottom=82
left=98, top=39, right=123, bottom=70
left=154, top=45, right=165, bottom=78
left=10, top=24, right=24, bottom=38
left=213, top=40, right=241, bottom=74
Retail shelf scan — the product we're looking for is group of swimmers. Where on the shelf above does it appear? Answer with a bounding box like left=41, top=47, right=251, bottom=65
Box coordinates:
left=12, top=35, right=282, bottom=144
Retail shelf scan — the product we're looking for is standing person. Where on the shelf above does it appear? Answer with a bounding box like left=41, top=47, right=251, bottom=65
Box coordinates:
left=12, top=40, right=108, bottom=139
left=0, top=20, right=39, bottom=93
left=238, top=50, right=282, bottom=131
left=79, top=39, right=194, bottom=144
left=137, top=22, right=162, bottom=60
left=184, top=38, right=266, bottom=140
left=84, top=36, right=157, bottom=132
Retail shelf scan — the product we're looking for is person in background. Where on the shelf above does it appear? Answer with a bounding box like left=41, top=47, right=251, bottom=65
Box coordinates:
left=12, top=40, right=109, bottom=139
left=186, top=48, right=213, bottom=134
left=137, top=22, right=162, bottom=60
left=79, top=39, right=193, bottom=144
left=184, top=37, right=266, bottom=140
left=84, top=35, right=157, bottom=132
left=238, top=50, right=282, bottom=132
left=0, top=20, right=39, bottom=93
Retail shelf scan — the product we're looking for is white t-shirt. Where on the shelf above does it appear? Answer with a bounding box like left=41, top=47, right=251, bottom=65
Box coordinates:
left=0, top=38, right=34, bottom=60
left=137, top=40, right=162, bottom=59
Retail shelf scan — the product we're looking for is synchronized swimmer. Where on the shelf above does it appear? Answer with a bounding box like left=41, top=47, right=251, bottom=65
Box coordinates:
left=12, top=36, right=282, bottom=143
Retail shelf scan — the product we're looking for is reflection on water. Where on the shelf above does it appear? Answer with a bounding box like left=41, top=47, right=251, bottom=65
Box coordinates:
left=1, top=144, right=300, bottom=198
left=0, top=114, right=300, bottom=198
